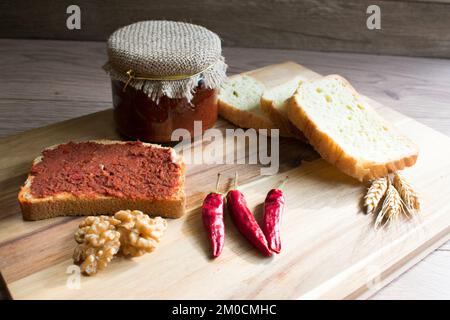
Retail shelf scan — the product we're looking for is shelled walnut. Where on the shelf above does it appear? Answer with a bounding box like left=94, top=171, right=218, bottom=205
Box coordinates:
left=73, top=216, right=121, bottom=276
left=72, top=212, right=168, bottom=276
left=114, top=210, right=168, bottom=257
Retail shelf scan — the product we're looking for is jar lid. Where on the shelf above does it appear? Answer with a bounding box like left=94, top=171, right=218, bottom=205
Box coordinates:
left=103, top=20, right=227, bottom=102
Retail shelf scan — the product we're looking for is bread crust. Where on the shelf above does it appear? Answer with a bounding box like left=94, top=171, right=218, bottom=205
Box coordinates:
left=218, top=75, right=293, bottom=137
left=18, top=140, right=186, bottom=220
left=19, top=189, right=185, bottom=221
left=287, top=75, right=419, bottom=182
left=260, top=96, right=307, bottom=141
left=218, top=99, right=292, bottom=137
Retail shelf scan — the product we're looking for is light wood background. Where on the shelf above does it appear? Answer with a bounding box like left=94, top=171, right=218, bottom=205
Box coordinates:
left=0, top=39, right=450, bottom=299
left=2, top=63, right=450, bottom=300
left=0, top=0, right=450, bottom=58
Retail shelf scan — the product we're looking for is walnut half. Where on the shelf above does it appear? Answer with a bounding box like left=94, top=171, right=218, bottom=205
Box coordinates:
left=73, top=216, right=121, bottom=276
left=114, top=210, right=168, bottom=257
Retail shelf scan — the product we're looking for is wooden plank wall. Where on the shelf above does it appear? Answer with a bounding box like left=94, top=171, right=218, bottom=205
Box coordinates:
left=0, top=0, right=449, bottom=58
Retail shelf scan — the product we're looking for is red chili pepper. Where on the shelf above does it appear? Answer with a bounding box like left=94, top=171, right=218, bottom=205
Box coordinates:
left=202, top=173, right=225, bottom=258
left=262, top=177, right=288, bottom=254
left=227, top=172, right=272, bottom=257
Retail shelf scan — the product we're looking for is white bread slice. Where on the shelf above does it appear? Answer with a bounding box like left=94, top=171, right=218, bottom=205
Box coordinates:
left=287, top=75, right=418, bottom=181
left=260, top=66, right=321, bottom=141
left=18, top=140, right=186, bottom=220
left=218, top=75, right=292, bottom=137
left=260, top=77, right=307, bottom=141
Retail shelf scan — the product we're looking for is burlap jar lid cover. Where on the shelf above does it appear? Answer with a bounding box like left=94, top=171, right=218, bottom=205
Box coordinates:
left=104, top=20, right=228, bottom=102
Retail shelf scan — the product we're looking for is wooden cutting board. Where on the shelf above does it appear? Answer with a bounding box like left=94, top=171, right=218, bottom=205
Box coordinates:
left=1, top=62, right=450, bottom=299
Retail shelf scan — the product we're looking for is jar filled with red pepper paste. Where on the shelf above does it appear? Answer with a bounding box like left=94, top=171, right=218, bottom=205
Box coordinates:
left=104, top=21, right=227, bottom=143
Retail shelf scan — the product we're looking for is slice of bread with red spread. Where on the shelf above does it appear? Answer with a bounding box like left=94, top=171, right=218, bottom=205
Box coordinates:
left=18, top=140, right=186, bottom=220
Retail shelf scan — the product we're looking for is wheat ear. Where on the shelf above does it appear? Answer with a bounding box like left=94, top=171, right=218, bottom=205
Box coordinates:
left=375, top=184, right=404, bottom=229
left=364, top=177, right=388, bottom=215
left=393, top=173, right=420, bottom=213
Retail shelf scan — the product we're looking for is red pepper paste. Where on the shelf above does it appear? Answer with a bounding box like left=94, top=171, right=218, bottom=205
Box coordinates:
left=30, top=141, right=183, bottom=200
left=112, top=80, right=218, bottom=143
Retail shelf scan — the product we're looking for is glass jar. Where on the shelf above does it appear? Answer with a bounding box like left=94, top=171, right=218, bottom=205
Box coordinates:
left=104, top=21, right=227, bottom=144
left=112, top=80, right=218, bottom=143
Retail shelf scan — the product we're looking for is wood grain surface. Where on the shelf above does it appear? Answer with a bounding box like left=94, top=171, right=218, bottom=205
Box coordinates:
left=1, top=39, right=450, bottom=138
left=2, top=84, right=450, bottom=299
left=1, top=1, right=450, bottom=58
left=0, top=39, right=450, bottom=299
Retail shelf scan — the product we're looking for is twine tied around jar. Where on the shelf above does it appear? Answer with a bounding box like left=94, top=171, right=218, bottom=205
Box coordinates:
left=122, top=63, right=216, bottom=92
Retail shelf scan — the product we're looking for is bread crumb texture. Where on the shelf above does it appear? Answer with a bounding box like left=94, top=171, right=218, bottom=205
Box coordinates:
left=289, top=75, right=418, bottom=180
left=219, top=75, right=265, bottom=112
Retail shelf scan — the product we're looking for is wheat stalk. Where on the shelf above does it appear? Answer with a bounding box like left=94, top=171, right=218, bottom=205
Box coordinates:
left=375, top=184, right=404, bottom=229
left=364, top=177, right=388, bottom=215
left=393, top=172, right=420, bottom=213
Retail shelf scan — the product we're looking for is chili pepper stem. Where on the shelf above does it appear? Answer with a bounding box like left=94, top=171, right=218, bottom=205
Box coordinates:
left=215, top=173, right=221, bottom=193
left=234, top=171, right=238, bottom=189
left=276, top=176, right=289, bottom=190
